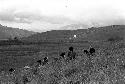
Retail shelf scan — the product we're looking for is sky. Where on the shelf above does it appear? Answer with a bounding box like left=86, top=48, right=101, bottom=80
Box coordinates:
left=0, top=0, right=125, bottom=32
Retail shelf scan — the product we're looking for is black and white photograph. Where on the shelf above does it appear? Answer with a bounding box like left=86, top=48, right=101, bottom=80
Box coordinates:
left=0, top=0, right=125, bottom=84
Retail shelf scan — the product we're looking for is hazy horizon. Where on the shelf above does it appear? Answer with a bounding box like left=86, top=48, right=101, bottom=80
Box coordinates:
left=0, top=0, right=125, bottom=32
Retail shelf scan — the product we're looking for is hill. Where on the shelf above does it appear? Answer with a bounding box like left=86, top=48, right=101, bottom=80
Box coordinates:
left=86, top=25, right=125, bottom=41
left=22, top=25, right=125, bottom=43
left=0, top=24, right=36, bottom=40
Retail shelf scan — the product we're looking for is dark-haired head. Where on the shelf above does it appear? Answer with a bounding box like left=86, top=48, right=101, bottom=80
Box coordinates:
left=44, top=57, right=48, bottom=60
left=60, top=52, right=65, bottom=58
left=84, top=50, right=89, bottom=54
left=69, top=46, right=74, bottom=51
left=89, top=47, right=95, bottom=54
left=9, top=68, right=15, bottom=72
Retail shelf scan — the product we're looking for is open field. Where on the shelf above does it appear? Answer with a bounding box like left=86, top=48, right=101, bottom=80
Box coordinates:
left=0, top=42, right=91, bottom=71
left=0, top=41, right=125, bottom=84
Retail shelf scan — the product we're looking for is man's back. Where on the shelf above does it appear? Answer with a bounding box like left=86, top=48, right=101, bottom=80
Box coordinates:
left=67, top=51, right=76, bottom=60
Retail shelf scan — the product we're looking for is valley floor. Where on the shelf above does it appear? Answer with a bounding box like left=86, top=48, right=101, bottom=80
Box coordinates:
left=0, top=41, right=125, bottom=84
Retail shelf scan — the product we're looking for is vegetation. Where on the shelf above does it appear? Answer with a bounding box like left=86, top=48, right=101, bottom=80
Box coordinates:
left=0, top=40, right=125, bottom=84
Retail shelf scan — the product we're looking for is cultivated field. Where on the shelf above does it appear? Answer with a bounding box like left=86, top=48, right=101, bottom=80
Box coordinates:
left=0, top=40, right=125, bottom=84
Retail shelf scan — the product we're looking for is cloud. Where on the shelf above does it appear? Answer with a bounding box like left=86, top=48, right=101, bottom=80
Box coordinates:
left=15, top=11, right=76, bottom=24
left=0, top=9, right=75, bottom=25
left=0, top=9, right=32, bottom=23
left=1, top=0, right=125, bottom=32
left=75, top=6, right=125, bottom=27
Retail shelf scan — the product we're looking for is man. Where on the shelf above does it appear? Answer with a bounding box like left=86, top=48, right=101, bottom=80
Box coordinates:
left=84, top=50, right=89, bottom=55
left=60, top=52, right=66, bottom=59
left=42, top=57, right=49, bottom=66
left=9, top=68, right=15, bottom=72
left=89, top=47, right=95, bottom=55
left=67, top=46, right=76, bottom=60
left=9, top=68, right=15, bottom=75
left=37, top=60, right=42, bottom=65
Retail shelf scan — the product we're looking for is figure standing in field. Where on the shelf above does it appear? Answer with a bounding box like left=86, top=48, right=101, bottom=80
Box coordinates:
left=67, top=46, right=77, bottom=60
left=89, top=47, right=95, bottom=55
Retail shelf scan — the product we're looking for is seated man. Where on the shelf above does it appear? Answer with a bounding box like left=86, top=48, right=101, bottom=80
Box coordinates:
left=84, top=50, right=89, bottom=55
left=60, top=52, right=66, bottom=59
left=9, top=68, right=15, bottom=72
left=42, top=57, right=49, bottom=66
left=37, top=60, right=42, bottom=65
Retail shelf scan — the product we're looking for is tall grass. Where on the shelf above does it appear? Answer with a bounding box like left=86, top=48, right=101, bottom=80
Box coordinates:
left=0, top=41, right=125, bottom=84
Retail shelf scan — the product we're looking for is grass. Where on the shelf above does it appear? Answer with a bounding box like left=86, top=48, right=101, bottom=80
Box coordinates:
left=0, top=41, right=125, bottom=84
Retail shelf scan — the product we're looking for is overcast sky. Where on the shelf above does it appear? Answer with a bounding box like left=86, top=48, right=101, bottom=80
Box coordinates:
left=0, top=0, right=125, bottom=32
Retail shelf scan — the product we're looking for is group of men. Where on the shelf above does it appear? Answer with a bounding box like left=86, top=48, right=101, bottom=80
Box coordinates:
left=60, top=47, right=76, bottom=60
left=6, top=46, right=96, bottom=84
left=34, top=46, right=77, bottom=67
left=8, top=46, right=95, bottom=73
left=60, top=46, right=95, bottom=61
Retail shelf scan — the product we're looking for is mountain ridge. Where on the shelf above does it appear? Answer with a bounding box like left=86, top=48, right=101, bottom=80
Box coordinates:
left=0, top=24, right=36, bottom=40
left=22, top=24, right=125, bottom=43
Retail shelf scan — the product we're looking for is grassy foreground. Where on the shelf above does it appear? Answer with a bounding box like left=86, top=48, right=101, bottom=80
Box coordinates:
left=0, top=41, right=125, bottom=84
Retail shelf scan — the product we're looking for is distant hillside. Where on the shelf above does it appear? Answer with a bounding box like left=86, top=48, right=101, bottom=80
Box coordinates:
left=22, top=24, right=125, bottom=43
left=22, top=29, right=88, bottom=43
left=86, top=25, right=125, bottom=41
left=0, top=24, right=36, bottom=40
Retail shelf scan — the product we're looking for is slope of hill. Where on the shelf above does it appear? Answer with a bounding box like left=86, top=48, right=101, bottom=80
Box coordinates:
left=86, top=25, right=125, bottom=41
left=0, top=24, right=36, bottom=40
left=22, top=25, right=125, bottom=43
left=22, top=29, right=88, bottom=43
